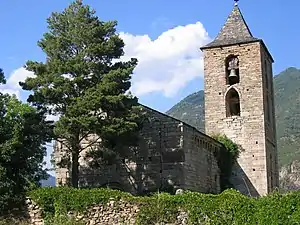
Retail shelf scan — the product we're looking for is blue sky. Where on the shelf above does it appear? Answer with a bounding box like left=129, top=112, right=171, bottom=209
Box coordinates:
left=0, top=0, right=298, bottom=110
left=0, top=0, right=298, bottom=171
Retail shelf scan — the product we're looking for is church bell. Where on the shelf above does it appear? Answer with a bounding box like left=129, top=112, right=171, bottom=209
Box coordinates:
left=228, top=69, right=237, bottom=78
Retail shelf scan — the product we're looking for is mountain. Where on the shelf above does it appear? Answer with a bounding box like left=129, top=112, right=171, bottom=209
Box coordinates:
left=166, top=67, right=300, bottom=167
left=166, top=90, right=205, bottom=132
left=274, top=67, right=300, bottom=166
left=40, top=174, right=56, bottom=187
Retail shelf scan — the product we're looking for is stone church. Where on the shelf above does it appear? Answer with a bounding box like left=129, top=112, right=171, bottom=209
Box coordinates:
left=54, top=2, right=279, bottom=197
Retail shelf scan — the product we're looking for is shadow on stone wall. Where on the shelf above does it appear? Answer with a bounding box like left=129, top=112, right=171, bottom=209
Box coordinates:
left=230, top=163, right=259, bottom=197
left=77, top=131, right=185, bottom=195
left=77, top=158, right=184, bottom=195
left=55, top=107, right=223, bottom=195
left=76, top=110, right=187, bottom=195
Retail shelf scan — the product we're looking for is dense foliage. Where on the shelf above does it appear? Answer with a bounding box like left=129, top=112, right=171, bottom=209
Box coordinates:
left=211, top=134, right=240, bottom=190
left=20, top=0, right=141, bottom=187
left=0, top=70, right=53, bottom=214
left=166, top=68, right=300, bottom=167
left=28, top=187, right=300, bottom=225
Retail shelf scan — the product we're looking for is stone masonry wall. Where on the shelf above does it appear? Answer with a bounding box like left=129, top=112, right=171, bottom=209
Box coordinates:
left=261, top=46, right=280, bottom=190
left=203, top=41, right=278, bottom=196
left=183, top=125, right=221, bottom=194
left=54, top=106, right=222, bottom=194
left=25, top=197, right=188, bottom=225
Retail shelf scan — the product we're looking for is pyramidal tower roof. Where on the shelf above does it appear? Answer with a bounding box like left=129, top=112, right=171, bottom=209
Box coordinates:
left=201, top=3, right=259, bottom=49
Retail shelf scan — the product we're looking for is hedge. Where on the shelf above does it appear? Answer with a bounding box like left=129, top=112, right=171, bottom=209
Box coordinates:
left=26, top=187, right=300, bottom=225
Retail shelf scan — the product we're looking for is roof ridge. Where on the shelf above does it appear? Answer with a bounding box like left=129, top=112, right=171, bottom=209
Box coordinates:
left=139, top=103, right=223, bottom=146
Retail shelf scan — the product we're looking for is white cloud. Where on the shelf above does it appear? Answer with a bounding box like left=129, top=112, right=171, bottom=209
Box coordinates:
left=120, top=21, right=211, bottom=97
left=0, top=67, right=35, bottom=98
left=3, top=22, right=210, bottom=99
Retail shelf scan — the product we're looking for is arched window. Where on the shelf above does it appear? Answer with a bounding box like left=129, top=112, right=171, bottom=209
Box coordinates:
left=226, top=88, right=241, bottom=117
left=225, top=55, right=240, bottom=85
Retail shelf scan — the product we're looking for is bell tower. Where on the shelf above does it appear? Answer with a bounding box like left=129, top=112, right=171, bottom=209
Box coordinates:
left=201, top=2, right=279, bottom=196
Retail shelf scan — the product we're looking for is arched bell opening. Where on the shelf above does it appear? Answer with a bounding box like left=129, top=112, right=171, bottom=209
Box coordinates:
left=226, top=88, right=241, bottom=117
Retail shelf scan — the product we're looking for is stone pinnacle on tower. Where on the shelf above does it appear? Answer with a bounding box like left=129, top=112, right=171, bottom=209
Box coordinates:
left=234, top=0, right=239, bottom=6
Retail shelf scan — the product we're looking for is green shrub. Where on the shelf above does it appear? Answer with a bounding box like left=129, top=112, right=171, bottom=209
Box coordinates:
left=27, top=187, right=300, bottom=225
left=0, top=218, right=30, bottom=225
left=28, top=187, right=131, bottom=219
left=136, top=193, right=181, bottom=224
left=0, top=217, right=84, bottom=225
left=255, top=190, right=300, bottom=225
left=211, top=134, right=241, bottom=190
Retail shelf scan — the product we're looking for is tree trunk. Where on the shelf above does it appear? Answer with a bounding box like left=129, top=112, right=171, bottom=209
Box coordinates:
left=71, top=134, right=80, bottom=188
left=71, top=150, right=79, bottom=188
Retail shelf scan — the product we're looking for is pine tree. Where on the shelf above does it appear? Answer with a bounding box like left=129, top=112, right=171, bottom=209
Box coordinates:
left=20, top=0, right=141, bottom=187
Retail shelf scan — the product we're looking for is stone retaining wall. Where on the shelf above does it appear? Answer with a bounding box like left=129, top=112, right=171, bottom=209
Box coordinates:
left=25, top=198, right=43, bottom=225
left=25, top=197, right=188, bottom=225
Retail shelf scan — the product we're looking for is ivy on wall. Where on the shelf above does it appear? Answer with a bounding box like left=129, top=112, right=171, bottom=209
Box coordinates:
left=27, top=187, right=300, bottom=225
left=211, top=134, right=241, bottom=191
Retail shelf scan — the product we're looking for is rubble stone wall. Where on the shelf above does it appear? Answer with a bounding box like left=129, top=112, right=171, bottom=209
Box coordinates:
left=25, top=197, right=188, bottom=225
